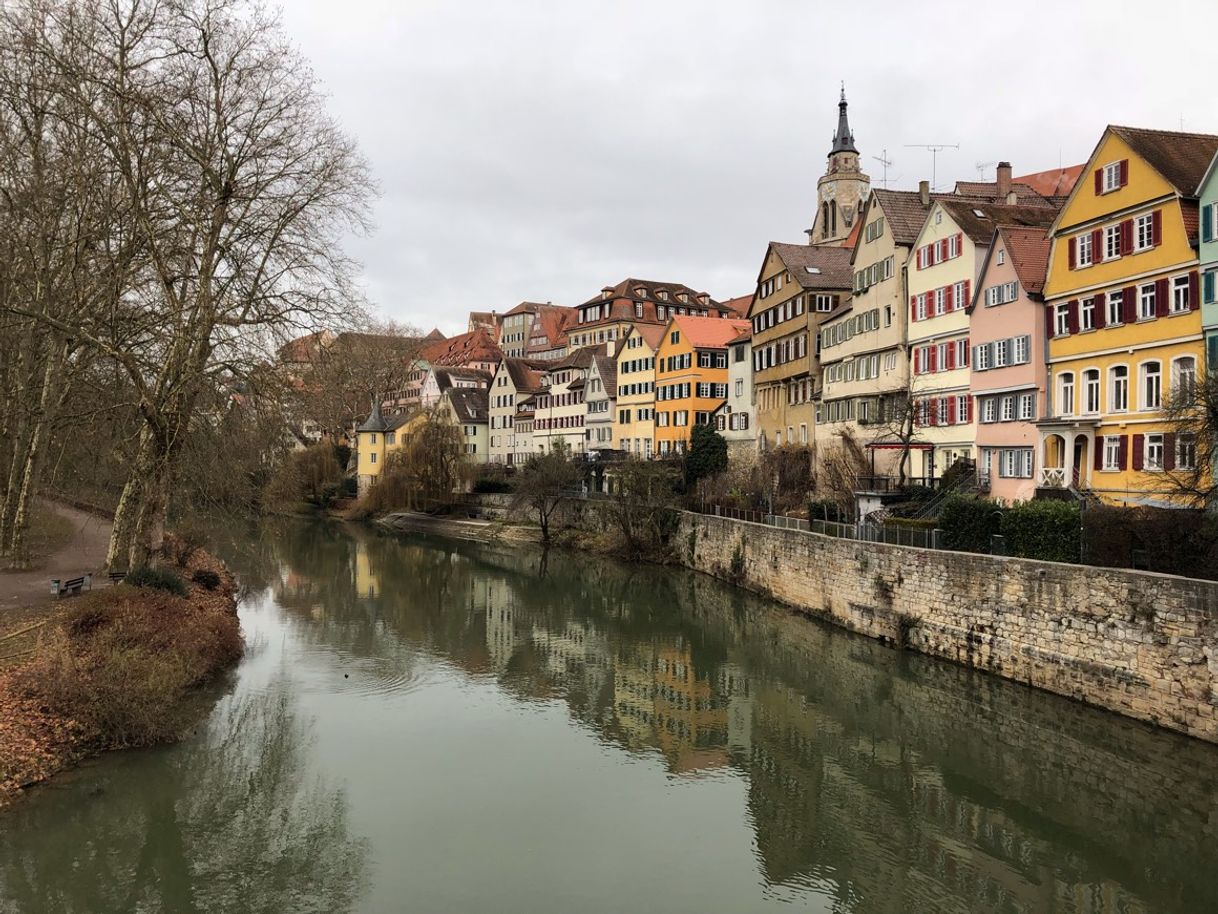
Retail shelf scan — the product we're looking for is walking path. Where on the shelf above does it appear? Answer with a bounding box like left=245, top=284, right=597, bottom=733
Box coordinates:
left=0, top=502, right=113, bottom=613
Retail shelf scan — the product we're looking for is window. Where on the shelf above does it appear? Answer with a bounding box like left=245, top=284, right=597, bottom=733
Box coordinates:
left=1172, top=275, right=1190, bottom=313
left=1139, top=283, right=1156, bottom=320
left=1178, top=433, right=1197, bottom=470
left=1110, top=365, right=1129, bottom=412
left=1103, top=436, right=1121, bottom=471
left=1083, top=369, right=1101, bottom=414
left=816, top=294, right=834, bottom=312
left=1080, top=298, right=1095, bottom=331
left=975, top=343, right=991, bottom=370
left=670, top=330, right=680, bottom=344
left=1013, top=335, right=1029, bottom=364
left=1000, top=395, right=1015, bottom=421
left=1105, top=224, right=1121, bottom=260
left=982, top=398, right=997, bottom=423
left=1135, top=213, right=1154, bottom=251
left=1173, top=356, right=1197, bottom=404
left=1076, top=233, right=1093, bottom=267
left=1018, top=392, right=1035, bottom=420
left=369, top=433, right=377, bottom=444
left=1145, top=434, right=1164, bottom=471
left=370, top=452, right=377, bottom=464
left=387, top=432, right=396, bottom=445
left=1057, top=372, right=1075, bottom=416
left=734, top=378, right=743, bottom=398
left=957, top=397, right=969, bottom=424
left=1055, top=303, right=1070, bottom=337
left=1140, top=361, right=1161, bottom=410
left=997, top=249, right=1005, bottom=265
left=995, top=338, right=1010, bottom=367
left=934, top=288, right=946, bottom=315
left=1102, top=161, right=1122, bottom=193
left=999, top=449, right=1033, bottom=478
left=1107, top=291, right=1123, bottom=325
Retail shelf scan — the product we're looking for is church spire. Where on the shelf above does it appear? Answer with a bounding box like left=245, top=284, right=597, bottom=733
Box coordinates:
left=830, top=82, right=857, bottom=155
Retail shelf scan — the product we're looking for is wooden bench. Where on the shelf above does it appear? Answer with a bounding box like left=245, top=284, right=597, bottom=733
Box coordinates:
left=108, top=570, right=127, bottom=583
left=51, top=574, right=92, bottom=598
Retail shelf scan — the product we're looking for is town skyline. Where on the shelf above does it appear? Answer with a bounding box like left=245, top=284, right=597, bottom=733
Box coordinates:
left=281, top=0, right=1218, bottom=334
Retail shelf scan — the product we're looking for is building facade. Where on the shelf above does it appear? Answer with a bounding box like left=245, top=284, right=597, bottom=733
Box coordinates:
left=614, top=324, right=662, bottom=458
left=654, top=315, right=750, bottom=456
left=532, top=347, right=597, bottom=455
left=567, top=278, right=727, bottom=354
left=442, top=388, right=489, bottom=465
left=1039, top=125, right=1217, bottom=505
left=748, top=242, right=852, bottom=451
left=717, top=330, right=755, bottom=454
left=969, top=226, right=1052, bottom=502
left=488, top=358, right=544, bottom=465
left=585, top=354, right=617, bottom=454
left=1198, top=153, right=1218, bottom=369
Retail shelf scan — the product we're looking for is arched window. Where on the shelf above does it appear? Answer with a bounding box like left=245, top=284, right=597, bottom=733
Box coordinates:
left=1083, top=368, right=1101, bottom=414
left=1172, top=356, right=1197, bottom=404
left=1139, top=361, right=1161, bottom=410
left=822, top=202, right=830, bottom=234
left=1109, top=365, right=1129, bottom=412
left=1057, top=371, right=1075, bottom=417
left=830, top=200, right=838, bottom=234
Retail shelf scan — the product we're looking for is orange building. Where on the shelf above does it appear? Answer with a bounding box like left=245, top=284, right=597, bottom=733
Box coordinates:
left=654, top=315, right=750, bottom=455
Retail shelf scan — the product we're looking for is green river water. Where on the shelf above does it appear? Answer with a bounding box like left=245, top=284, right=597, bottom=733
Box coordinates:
left=1, top=520, right=1216, bottom=913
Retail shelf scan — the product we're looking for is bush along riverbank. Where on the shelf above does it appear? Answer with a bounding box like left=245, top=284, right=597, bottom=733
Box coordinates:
left=0, top=537, right=242, bottom=807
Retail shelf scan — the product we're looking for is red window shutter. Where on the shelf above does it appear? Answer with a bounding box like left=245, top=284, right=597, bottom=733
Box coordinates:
left=946, top=345, right=956, bottom=370
left=1068, top=236, right=1077, bottom=269
left=1164, top=432, right=1177, bottom=471
left=910, top=296, right=918, bottom=320
left=1094, top=292, right=1106, bottom=329
left=1155, top=278, right=1169, bottom=317
left=962, top=340, right=970, bottom=366
left=966, top=396, right=973, bottom=422
left=1067, top=299, right=1079, bottom=334
left=947, top=395, right=956, bottom=423
left=1045, top=304, right=1055, bottom=338
left=929, top=346, right=938, bottom=372
left=1094, top=168, right=1103, bottom=194
left=945, top=284, right=954, bottom=310
left=1123, top=286, right=1137, bottom=323
left=955, top=232, right=963, bottom=255
left=1132, top=434, right=1145, bottom=471
left=1118, top=435, right=1129, bottom=470
left=963, top=280, right=971, bottom=306
left=1121, top=220, right=1134, bottom=254
left=1092, top=228, right=1103, bottom=257
left=1151, top=209, right=1163, bottom=246
left=1189, top=270, right=1200, bottom=310
left=1119, top=159, right=1129, bottom=187
left=1093, top=439, right=1104, bottom=471
left=913, top=348, right=921, bottom=374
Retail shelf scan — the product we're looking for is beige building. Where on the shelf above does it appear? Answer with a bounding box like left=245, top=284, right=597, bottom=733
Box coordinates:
left=613, top=324, right=662, bottom=458
left=585, top=354, right=617, bottom=454
left=488, top=358, right=544, bottom=466
left=532, top=347, right=598, bottom=455
left=748, top=242, right=852, bottom=451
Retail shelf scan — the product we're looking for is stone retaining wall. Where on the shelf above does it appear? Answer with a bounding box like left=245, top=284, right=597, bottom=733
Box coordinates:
left=677, top=511, right=1218, bottom=743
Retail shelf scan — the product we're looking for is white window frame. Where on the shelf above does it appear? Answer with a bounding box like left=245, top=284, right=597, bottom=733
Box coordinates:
left=1138, top=283, right=1156, bottom=320
left=1105, top=225, right=1121, bottom=260
left=1139, top=360, right=1162, bottom=411
left=1083, top=368, right=1101, bottom=415
left=1102, top=161, right=1122, bottom=193
left=1171, top=275, right=1190, bottom=313
left=1057, top=372, right=1075, bottom=417
left=1109, top=364, right=1129, bottom=413
left=1134, top=213, right=1154, bottom=251
left=1145, top=433, right=1164, bottom=471
left=1076, top=233, right=1093, bottom=267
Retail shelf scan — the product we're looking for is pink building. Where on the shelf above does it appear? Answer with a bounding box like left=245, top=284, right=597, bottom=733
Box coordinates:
left=968, top=226, right=1052, bottom=502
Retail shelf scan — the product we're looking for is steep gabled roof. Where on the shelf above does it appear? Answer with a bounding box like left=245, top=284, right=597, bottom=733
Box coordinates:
left=552, top=346, right=599, bottom=370
left=998, top=225, right=1052, bottom=297
left=1108, top=125, right=1218, bottom=197
left=420, top=327, right=502, bottom=366
left=445, top=387, right=489, bottom=423
left=593, top=354, right=617, bottom=397
left=579, top=278, right=725, bottom=313
left=356, top=399, right=388, bottom=432
left=669, top=315, right=752, bottom=349
left=869, top=188, right=937, bottom=246
left=1014, top=165, right=1085, bottom=197
left=433, top=367, right=492, bottom=390
left=720, top=294, right=752, bottom=318
left=530, top=305, right=576, bottom=349
left=768, top=242, right=853, bottom=291
left=502, top=357, right=547, bottom=392
left=952, top=180, right=1051, bottom=203
left=938, top=200, right=1059, bottom=244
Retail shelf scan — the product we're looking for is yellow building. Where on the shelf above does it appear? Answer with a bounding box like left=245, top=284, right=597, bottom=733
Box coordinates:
left=1039, top=125, right=1218, bottom=505
left=355, top=401, right=426, bottom=494
left=654, top=315, right=750, bottom=456
left=613, top=323, right=663, bottom=458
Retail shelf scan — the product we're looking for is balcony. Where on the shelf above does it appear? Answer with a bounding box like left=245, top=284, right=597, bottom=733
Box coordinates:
left=1038, top=467, right=1067, bottom=489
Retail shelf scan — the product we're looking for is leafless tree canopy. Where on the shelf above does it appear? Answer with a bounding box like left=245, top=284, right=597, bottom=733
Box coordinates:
left=0, top=0, right=376, bottom=567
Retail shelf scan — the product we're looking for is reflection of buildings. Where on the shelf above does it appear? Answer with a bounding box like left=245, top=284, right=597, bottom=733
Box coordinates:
left=354, top=540, right=379, bottom=599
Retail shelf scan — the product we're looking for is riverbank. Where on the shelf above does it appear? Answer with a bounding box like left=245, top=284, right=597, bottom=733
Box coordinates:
left=376, top=503, right=1218, bottom=744
left=0, top=541, right=242, bottom=808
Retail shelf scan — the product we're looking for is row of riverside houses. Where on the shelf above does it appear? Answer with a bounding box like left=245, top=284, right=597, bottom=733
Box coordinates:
left=343, top=90, right=1218, bottom=508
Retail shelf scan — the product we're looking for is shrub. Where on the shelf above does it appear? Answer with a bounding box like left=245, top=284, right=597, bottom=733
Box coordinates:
left=341, top=476, right=358, bottom=498
left=125, top=566, right=188, bottom=597
left=808, top=498, right=847, bottom=523
left=191, top=569, right=223, bottom=591
left=937, top=495, right=1002, bottom=554
left=1082, top=505, right=1218, bottom=578
left=1001, top=500, right=1080, bottom=563
left=472, top=477, right=513, bottom=494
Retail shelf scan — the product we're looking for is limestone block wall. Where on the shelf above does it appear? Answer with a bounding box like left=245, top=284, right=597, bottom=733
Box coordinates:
left=678, top=512, right=1218, bottom=743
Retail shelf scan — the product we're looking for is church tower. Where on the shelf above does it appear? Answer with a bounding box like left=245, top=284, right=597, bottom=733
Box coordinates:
left=808, top=86, right=870, bottom=245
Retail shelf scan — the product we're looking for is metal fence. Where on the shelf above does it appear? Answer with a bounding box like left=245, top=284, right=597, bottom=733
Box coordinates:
left=705, top=505, right=940, bottom=550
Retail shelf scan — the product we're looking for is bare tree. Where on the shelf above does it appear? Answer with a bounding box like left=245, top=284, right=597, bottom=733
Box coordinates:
left=512, top=440, right=582, bottom=544
left=867, top=390, right=920, bottom=489
left=1161, top=367, right=1218, bottom=508
left=4, top=0, right=375, bottom=568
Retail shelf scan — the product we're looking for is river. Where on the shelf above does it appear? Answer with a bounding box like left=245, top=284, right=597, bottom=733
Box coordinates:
left=1, top=520, right=1216, bottom=913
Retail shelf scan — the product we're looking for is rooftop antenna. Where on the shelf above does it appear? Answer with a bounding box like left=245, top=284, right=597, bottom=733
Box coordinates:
left=872, top=149, right=894, bottom=188
left=905, top=142, right=960, bottom=191
left=975, top=160, right=997, bottom=180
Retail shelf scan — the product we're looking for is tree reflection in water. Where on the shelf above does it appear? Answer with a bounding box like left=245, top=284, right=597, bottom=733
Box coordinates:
left=0, top=685, right=366, bottom=914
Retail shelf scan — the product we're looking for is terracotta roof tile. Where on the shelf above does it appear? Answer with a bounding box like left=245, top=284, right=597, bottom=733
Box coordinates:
left=420, top=327, right=502, bottom=366
left=502, top=357, right=547, bottom=392
left=996, top=225, right=1052, bottom=297
left=594, top=354, right=617, bottom=396
left=1013, top=165, right=1085, bottom=197
left=870, top=188, right=937, bottom=246
left=1109, top=125, right=1218, bottom=197
left=720, top=294, right=752, bottom=318
left=669, top=315, right=751, bottom=349
left=578, top=277, right=725, bottom=315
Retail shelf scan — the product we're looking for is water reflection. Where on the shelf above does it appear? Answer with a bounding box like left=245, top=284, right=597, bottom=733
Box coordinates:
left=5, top=519, right=1218, bottom=914
left=0, top=683, right=367, bottom=913
left=260, top=522, right=1218, bottom=914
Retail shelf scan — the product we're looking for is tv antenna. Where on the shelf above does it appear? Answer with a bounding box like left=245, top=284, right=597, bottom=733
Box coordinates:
left=975, top=160, right=997, bottom=180
left=872, top=149, right=894, bottom=188
left=905, top=142, right=959, bottom=191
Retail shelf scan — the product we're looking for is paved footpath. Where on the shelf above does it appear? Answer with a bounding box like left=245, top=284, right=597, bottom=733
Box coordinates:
left=0, top=502, right=113, bottom=612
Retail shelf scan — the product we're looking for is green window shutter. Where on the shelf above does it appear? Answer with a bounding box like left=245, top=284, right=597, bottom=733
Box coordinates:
left=1204, top=204, right=1215, bottom=244
left=1205, top=270, right=1217, bottom=305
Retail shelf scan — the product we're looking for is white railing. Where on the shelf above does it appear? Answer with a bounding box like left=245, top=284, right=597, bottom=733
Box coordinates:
left=1039, top=467, right=1067, bottom=488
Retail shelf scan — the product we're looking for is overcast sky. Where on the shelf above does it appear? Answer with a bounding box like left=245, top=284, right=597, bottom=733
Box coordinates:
left=281, top=0, right=1218, bottom=336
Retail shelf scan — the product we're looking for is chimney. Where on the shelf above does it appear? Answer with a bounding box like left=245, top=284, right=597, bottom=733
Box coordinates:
left=919, top=180, right=930, bottom=205
left=997, top=161, right=1012, bottom=199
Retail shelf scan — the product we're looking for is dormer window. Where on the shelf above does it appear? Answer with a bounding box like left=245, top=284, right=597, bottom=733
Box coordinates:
left=658, top=290, right=668, bottom=300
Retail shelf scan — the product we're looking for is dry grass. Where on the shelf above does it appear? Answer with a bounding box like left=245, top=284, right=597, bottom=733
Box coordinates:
left=0, top=540, right=242, bottom=805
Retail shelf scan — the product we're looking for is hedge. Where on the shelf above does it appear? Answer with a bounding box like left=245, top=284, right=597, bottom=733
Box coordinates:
left=1001, top=499, right=1080, bottom=564
left=937, top=495, right=1002, bottom=553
